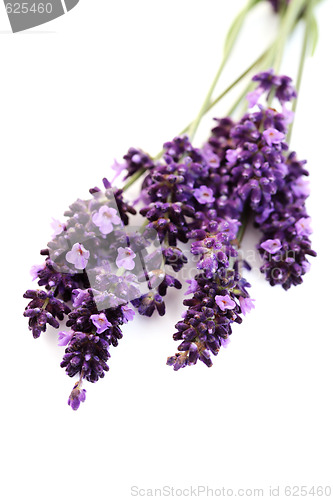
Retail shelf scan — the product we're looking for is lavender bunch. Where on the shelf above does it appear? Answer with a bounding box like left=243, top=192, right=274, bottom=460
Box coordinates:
left=23, top=0, right=320, bottom=408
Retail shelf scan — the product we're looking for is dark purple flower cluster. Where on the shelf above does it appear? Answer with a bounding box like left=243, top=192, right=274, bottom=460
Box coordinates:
left=257, top=152, right=316, bottom=289
left=60, top=289, right=126, bottom=387
left=23, top=180, right=139, bottom=409
left=122, top=147, right=155, bottom=180
left=207, top=70, right=315, bottom=289
left=23, top=289, right=70, bottom=339
left=130, top=137, right=213, bottom=316
left=108, top=131, right=256, bottom=370
left=167, top=265, right=254, bottom=370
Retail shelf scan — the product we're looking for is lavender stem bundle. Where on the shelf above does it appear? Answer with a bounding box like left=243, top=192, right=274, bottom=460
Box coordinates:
left=24, top=0, right=318, bottom=410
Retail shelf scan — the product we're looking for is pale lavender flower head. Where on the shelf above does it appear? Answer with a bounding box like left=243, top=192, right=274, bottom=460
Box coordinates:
left=92, top=206, right=121, bottom=235
left=215, top=294, right=236, bottom=311
left=58, top=331, right=74, bottom=347
left=68, top=381, right=86, bottom=411
left=116, top=247, right=136, bottom=270
left=121, top=304, right=135, bottom=323
left=193, top=185, right=215, bottom=204
left=263, top=127, right=285, bottom=147
left=295, top=217, right=312, bottom=237
left=66, top=243, right=90, bottom=270
left=91, top=312, right=112, bottom=334
left=260, top=238, right=282, bottom=254
left=239, top=296, right=256, bottom=315
left=51, top=218, right=65, bottom=237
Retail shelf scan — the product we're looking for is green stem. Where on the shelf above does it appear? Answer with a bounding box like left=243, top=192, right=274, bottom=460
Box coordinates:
left=226, top=42, right=277, bottom=117
left=153, top=48, right=271, bottom=163
left=122, top=167, right=146, bottom=191
left=184, top=48, right=270, bottom=133
left=188, top=0, right=259, bottom=141
left=41, top=285, right=57, bottom=310
left=122, top=0, right=313, bottom=193
left=287, top=0, right=314, bottom=143
left=226, top=2, right=308, bottom=119
left=273, top=0, right=308, bottom=73
left=236, top=208, right=251, bottom=248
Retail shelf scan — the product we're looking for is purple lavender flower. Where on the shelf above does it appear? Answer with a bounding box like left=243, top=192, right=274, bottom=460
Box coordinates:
left=92, top=206, right=121, bottom=234
left=68, top=381, right=86, bottom=411
left=58, top=331, right=74, bottom=346
left=167, top=267, right=254, bottom=370
left=23, top=289, right=71, bottom=339
left=116, top=247, right=136, bottom=270
left=109, top=159, right=127, bottom=184
left=131, top=291, right=165, bottom=317
left=50, top=218, right=65, bottom=237
left=207, top=71, right=315, bottom=290
left=226, top=147, right=241, bottom=166
left=121, top=304, right=135, bottom=322
left=72, top=289, right=91, bottom=308
left=201, top=144, right=220, bottom=169
left=252, top=70, right=297, bottom=104
left=260, top=238, right=282, bottom=254
left=193, top=185, right=215, bottom=204
left=263, top=127, right=285, bottom=147
left=292, top=176, right=310, bottom=197
left=215, top=294, right=236, bottom=311
left=295, top=217, right=312, bottom=236
left=30, top=263, right=45, bottom=281
left=185, top=279, right=198, bottom=296
left=246, top=88, right=263, bottom=108
left=122, top=147, right=154, bottom=180
left=66, top=243, right=90, bottom=270
left=90, top=313, right=112, bottom=334
left=239, top=296, right=255, bottom=315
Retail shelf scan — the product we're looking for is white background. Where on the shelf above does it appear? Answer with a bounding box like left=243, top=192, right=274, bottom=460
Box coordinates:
left=1, top=1, right=333, bottom=499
